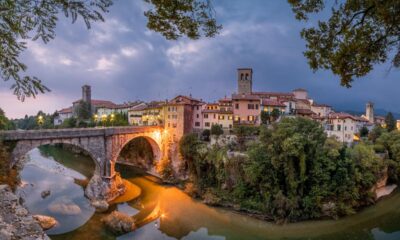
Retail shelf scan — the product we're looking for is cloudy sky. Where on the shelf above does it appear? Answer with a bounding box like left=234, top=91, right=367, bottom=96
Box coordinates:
left=1, top=0, right=399, bottom=119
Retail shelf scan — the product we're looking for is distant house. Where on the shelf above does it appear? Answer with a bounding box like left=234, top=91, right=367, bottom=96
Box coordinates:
left=54, top=107, right=73, bottom=126
left=325, top=112, right=368, bottom=143
left=128, top=103, right=148, bottom=126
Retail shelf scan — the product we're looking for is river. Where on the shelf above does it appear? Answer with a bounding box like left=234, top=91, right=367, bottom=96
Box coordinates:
left=14, top=145, right=400, bottom=240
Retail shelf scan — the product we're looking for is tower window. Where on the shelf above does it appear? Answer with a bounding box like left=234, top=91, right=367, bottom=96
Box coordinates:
left=245, top=73, right=249, bottom=80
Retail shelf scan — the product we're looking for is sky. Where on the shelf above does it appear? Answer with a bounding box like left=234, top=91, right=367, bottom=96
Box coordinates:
left=1, top=0, right=400, bottom=119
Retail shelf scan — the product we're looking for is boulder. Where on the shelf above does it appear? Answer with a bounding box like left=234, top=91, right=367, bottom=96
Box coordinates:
left=85, top=174, right=126, bottom=202
left=41, top=190, right=51, bottom=199
left=48, top=197, right=81, bottom=215
left=33, top=215, right=58, bottom=230
left=91, top=200, right=109, bottom=213
left=101, top=211, right=136, bottom=235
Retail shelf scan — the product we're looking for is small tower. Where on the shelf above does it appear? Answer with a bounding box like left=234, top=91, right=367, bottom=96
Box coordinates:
left=237, top=68, right=253, bottom=94
left=82, top=85, right=91, bottom=103
left=366, top=101, right=374, bottom=123
left=82, top=85, right=92, bottom=113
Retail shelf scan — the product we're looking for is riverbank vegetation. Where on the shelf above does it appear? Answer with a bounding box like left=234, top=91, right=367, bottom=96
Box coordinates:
left=179, top=117, right=397, bottom=223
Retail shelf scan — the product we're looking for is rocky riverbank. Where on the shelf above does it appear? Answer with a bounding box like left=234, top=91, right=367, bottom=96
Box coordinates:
left=0, top=185, right=50, bottom=240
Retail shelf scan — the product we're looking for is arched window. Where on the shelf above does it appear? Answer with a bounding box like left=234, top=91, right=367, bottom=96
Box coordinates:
left=241, top=73, right=244, bottom=80
left=245, top=73, right=249, bottom=80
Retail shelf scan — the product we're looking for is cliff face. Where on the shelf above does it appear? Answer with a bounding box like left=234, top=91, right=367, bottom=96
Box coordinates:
left=0, top=185, right=50, bottom=240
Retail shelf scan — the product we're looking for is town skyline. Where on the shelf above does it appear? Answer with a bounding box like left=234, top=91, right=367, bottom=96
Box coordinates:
left=1, top=0, right=400, bottom=118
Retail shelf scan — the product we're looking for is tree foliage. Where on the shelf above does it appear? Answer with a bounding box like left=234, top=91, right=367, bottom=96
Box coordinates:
left=210, top=124, right=223, bottom=136
left=144, top=0, right=221, bottom=40
left=289, top=0, right=400, bottom=87
left=2, top=0, right=220, bottom=100
left=180, top=117, right=387, bottom=222
left=385, top=112, right=396, bottom=132
left=0, top=108, right=15, bottom=130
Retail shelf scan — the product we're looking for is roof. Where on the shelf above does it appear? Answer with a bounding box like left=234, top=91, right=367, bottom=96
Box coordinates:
left=328, top=112, right=368, bottom=122
left=295, top=99, right=311, bottom=105
left=262, top=99, right=286, bottom=107
left=293, top=88, right=307, bottom=92
left=219, top=98, right=232, bottom=102
left=232, top=94, right=260, bottom=100
left=129, top=104, right=148, bottom=112
left=73, top=99, right=117, bottom=109
left=168, top=95, right=203, bottom=105
left=58, top=107, right=73, bottom=114
left=202, top=109, right=220, bottom=114
left=312, top=103, right=331, bottom=108
left=253, top=92, right=294, bottom=97
left=296, top=109, right=315, bottom=115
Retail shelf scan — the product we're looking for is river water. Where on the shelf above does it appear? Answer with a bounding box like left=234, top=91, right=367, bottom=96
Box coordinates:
left=15, top=145, right=400, bottom=240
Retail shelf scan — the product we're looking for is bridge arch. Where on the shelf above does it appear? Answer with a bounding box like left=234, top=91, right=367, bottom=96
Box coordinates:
left=10, top=139, right=102, bottom=175
left=111, top=132, right=163, bottom=175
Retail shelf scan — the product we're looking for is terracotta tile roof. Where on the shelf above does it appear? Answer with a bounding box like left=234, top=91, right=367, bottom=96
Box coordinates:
left=58, top=107, right=73, bottom=114
left=328, top=112, right=368, bottom=122
left=219, top=98, right=232, bottom=102
left=312, top=103, right=331, bottom=108
left=253, top=92, right=294, bottom=97
left=261, top=99, right=286, bottom=107
left=296, top=109, right=315, bottom=115
left=232, top=94, right=260, bottom=100
left=169, top=95, right=203, bottom=105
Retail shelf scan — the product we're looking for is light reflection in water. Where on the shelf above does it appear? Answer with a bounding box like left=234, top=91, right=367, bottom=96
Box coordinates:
left=15, top=145, right=400, bottom=240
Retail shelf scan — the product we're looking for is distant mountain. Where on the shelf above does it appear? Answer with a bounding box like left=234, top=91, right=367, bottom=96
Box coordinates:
left=335, top=108, right=400, bottom=120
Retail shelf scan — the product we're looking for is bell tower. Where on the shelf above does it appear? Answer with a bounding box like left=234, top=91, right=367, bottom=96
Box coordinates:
left=366, top=101, right=374, bottom=123
left=237, top=68, right=253, bottom=94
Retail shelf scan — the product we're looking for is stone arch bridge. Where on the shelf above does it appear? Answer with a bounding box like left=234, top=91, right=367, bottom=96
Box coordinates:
left=0, top=126, right=175, bottom=201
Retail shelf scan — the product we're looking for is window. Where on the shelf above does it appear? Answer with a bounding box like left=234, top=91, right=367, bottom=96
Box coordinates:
left=205, top=122, right=210, bottom=127
left=245, top=73, right=249, bottom=80
left=229, top=124, right=232, bottom=129
left=344, top=126, right=347, bottom=131
left=213, top=114, right=216, bottom=119
left=172, top=123, right=177, bottom=128
left=248, top=115, right=254, bottom=121
left=196, top=114, right=199, bottom=118
left=219, top=115, right=225, bottom=120
left=196, top=106, right=199, bottom=110
left=228, top=115, right=233, bottom=120
left=241, top=73, right=244, bottom=80
left=248, top=104, right=254, bottom=110
left=337, top=125, right=341, bottom=131
left=204, top=114, right=208, bottom=119
left=235, top=103, right=239, bottom=109
left=255, top=104, right=259, bottom=110
left=195, top=122, right=200, bottom=127
left=234, top=116, right=240, bottom=121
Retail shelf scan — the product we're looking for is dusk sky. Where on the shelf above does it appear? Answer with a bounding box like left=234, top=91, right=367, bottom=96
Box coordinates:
left=1, top=0, right=399, bottom=119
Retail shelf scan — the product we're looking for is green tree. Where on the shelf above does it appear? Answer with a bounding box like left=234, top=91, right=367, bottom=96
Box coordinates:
left=271, top=109, right=280, bottom=122
left=210, top=124, right=223, bottom=136
left=261, top=111, right=270, bottom=125
left=75, top=101, right=92, bottom=120
left=385, top=112, right=396, bottom=132
left=201, top=129, right=211, bottom=142
left=369, top=125, right=385, bottom=143
left=359, top=126, right=369, bottom=138
left=0, top=108, right=15, bottom=130
left=2, top=0, right=220, bottom=100
left=289, top=0, right=400, bottom=87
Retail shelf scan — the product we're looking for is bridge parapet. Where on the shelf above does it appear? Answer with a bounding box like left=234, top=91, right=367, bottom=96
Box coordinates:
left=0, top=126, right=163, bottom=141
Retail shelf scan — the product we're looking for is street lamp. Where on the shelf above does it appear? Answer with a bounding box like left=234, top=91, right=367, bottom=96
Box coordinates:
left=110, top=113, right=115, bottom=126
left=101, top=114, right=107, bottom=127
left=93, top=114, right=98, bottom=127
left=37, top=115, right=44, bottom=129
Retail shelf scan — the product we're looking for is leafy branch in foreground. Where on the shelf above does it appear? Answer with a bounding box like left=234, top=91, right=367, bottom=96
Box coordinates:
left=1, top=0, right=221, bottom=101
left=1, top=0, right=113, bottom=100
left=288, top=0, right=400, bottom=87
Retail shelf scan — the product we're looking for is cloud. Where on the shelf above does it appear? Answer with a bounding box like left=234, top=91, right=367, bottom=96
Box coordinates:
left=120, top=47, right=138, bottom=58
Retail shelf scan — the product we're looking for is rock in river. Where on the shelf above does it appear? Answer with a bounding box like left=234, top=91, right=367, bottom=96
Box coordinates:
left=101, top=211, right=136, bottom=235
left=33, top=215, right=58, bottom=230
left=48, top=197, right=81, bottom=215
left=91, top=200, right=109, bottom=213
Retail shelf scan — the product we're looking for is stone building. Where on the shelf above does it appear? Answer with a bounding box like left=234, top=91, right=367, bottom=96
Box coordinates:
left=237, top=68, right=253, bottom=94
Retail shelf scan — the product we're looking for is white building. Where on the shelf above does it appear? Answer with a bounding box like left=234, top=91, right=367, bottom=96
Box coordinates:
left=325, top=112, right=368, bottom=143
left=54, top=107, right=73, bottom=126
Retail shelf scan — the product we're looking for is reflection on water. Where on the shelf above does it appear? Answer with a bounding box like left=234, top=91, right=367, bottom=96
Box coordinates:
left=15, top=145, right=400, bottom=240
